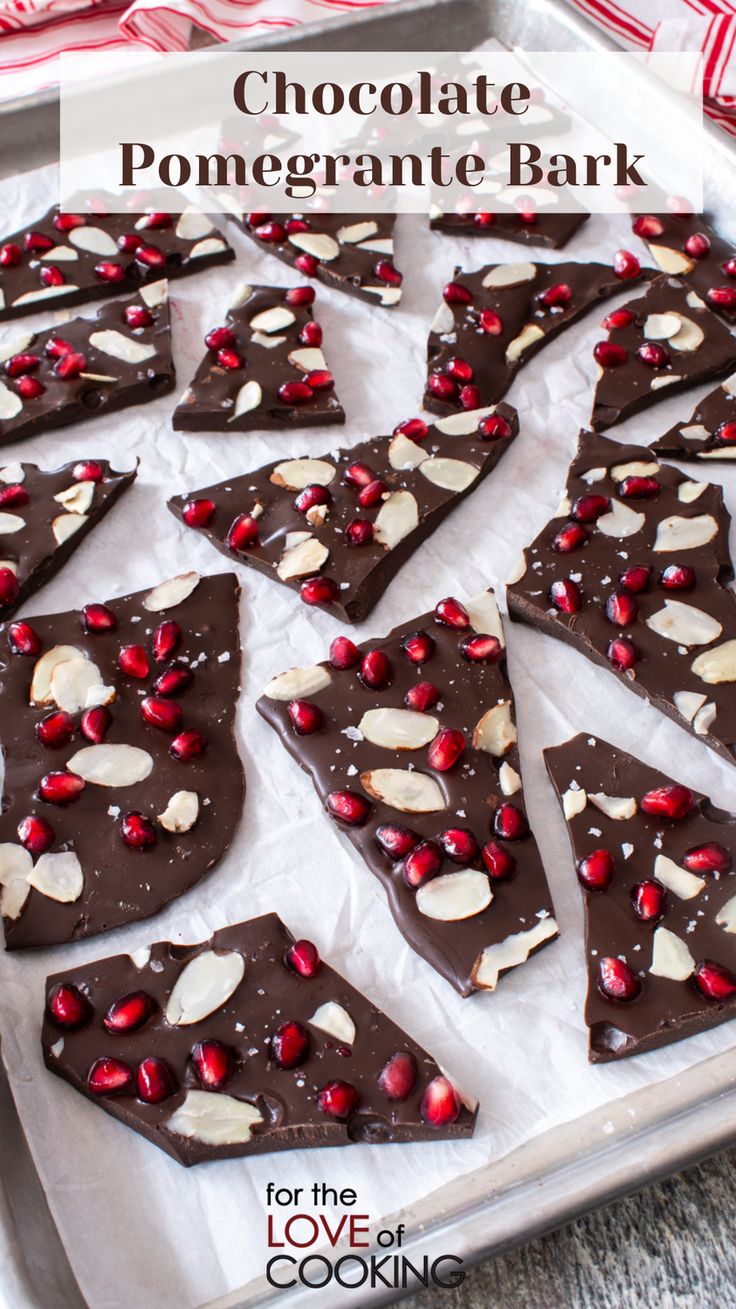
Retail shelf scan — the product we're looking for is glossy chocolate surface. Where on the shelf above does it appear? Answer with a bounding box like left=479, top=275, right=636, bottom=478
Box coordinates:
left=654, top=370, right=736, bottom=463
left=630, top=212, right=736, bottom=323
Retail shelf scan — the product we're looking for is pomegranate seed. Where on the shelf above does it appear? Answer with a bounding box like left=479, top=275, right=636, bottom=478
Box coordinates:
left=459, top=383, right=482, bottom=410
left=594, top=340, right=627, bottom=367
left=124, top=304, right=153, bottom=329
left=137, top=1057, right=176, bottom=1104
left=607, top=636, right=639, bottom=670
left=120, top=812, right=157, bottom=849
left=577, top=848, right=614, bottom=891
left=683, top=842, right=731, bottom=875
left=722, top=258, right=736, bottom=278
left=295, top=253, right=319, bottom=275
left=640, top=785, right=694, bottom=820
left=329, top=635, right=359, bottom=669
left=378, top=1051, right=417, bottom=1101
left=493, top=803, right=528, bottom=841
left=8, top=620, right=41, bottom=655
left=182, top=498, right=216, bottom=528
left=142, top=212, right=172, bottom=229
left=603, top=307, right=634, bottom=330
left=613, top=249, right=641, bottom=279
left=170, top=729, right=208, bottom=762
left=482, top=841, right=516, bottom=880
left=24, top=231, right=54, bottom=253
left=193, top=1040, right=234, bottom=1089
left=300, top=577, right=339, bottom=606
left=285, top=938, right=322, bottom=977
left=440, top=828, right=479, bottom=864
left=394, top=417, right=428, bottom=442
left=693, top=960, right=736, bottom=1001
left=118, top=644, right=149, bottom=679
left=434, top=596, right=469, bottom=629
left=39, top=772, right=85, bottom=805
left=135, top=244, right=166, bottom=269
left=205, top=326, right=236, bottom=351
left=36, top=710, right=74, bottom=749
left=279, top=381, right=313, bottom=405
left=376, top=824, right=419, bottom=859
left=403, top=840, right=443, bottom=888
left=82, top=603, right=117, bottom=633
left=226, top=514, right=259, bottom=552
left=375, top=259, right=402, bottom=286
left=346, top=518, right=373, bottom=546
left=288, top=700, right=323, bottom=734
left=140, top=696, right=182, bottom=732
left=40, top=265, right=65, bottom=288
left=255, top=221, right=287, bottom=243
left=272, top=1020, right=310, bottom=1068
left=572, top=494, right=611, bottom=523
left=400, top=679, right=438, bottom=713
left=420, top=1076, right=460, bottom=1127
left=632, top=879, right=667, bottom=922
left=479, top=308, right=503, bottom=335
left=621, top=476, right=661, bottom=501
left=360, top=649, right=392, bottom=689
left=427, top=373, right=456, bottom=400
left=717, top=421, right=736, bottom=444
left=478, top=413, right=512, bottom=440
left=94, top=261, right=125, bottom=283
left=638, top=342, right=669, bottom=368
left=18, top=815, right=54, bottom=853
left=54, top=351, right=86, bottom=380
left=80, top=705, right=111, bottom=743
left=358, top=479, right=387, bottom=508
left=298, top=323, right=323, bottom=351
left=117, top=233, right=143, bottom=253
left=0, top=485, right=27, bottom=511
left=428, top=728, right=465, bottom=772
left=553, top=522, right=589, bottom=552
left=286, top=219, right=310, bottom=235
left=473, top=212, right=496, bottom=228
left=605, top=591, right=638, bottom=626
left=216, top=348, right=244, bottom=370
left=286, top=286, right=316, bottom=306
left=707, top=286, right=736, bottom=309
left=47, top=983, right=91, bottom=1029
left=684, top=232, right=710, bottom=258
left=598, top=957, right=641, bottom=1002
left=344, top=462, right=375, bottom=489
left=660, top=564, right=695, bottom=590
left=317, top=1080, right=359, bottom=1119
left=104, top=990, right=155, bottom=1033
left=619, top=564, right=651, bottom=593
left=446, top=357, right=474, bottom=382
left=16, top=376, right=44, bottom=399
left=550, top=578, right=582, bottom=614
left=0, top=568, right=19, bottom=609
left=87, top=1057, right=134, bottom=1096
left=5, top=352, right=40, bottom=378
left=632, top=215, right=664, bottom=238
left=443, top=281, right=472, bottom=305
left=460, top=634, right=502, bottom=663
left=539, top=282, right=572, bottom=309
left=247, top=211, right=271, bottom=226
left=46, top=336, right=73, bottom=359
left=401, top=630, right=435, bottom=664
left=73, top=460, right=103, bottom=482
left=326, top=790, right=371, bottom=825
left=153, top=620, right=181, bottom=662
left=0, top=242, right=22, bottom=267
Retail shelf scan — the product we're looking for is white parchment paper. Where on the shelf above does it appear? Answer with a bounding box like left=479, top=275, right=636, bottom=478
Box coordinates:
left=1, top=164, right=735, bottom=1309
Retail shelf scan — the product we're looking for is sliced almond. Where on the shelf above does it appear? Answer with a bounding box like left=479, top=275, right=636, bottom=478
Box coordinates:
left=309, top=1001, right=355, bottom=1044
left=505, top=323, right=544, bottom=363
left=499, top=761, right=521, bottom=796
left=388, top=432, right=429, bottom=471
left=249, top=306, right=295, bottom=334
left=359, top=707, right=438, bottom=750
left=337, top=221, right=377, bottom=244
left=644, top=312, right=681, bottom=341
left=27, top=851, right=83, bottom=903
left=597, top=500, right=645, bottom=538
left=482, top=262, right=536, bottom=289
left=50, top=657, right=113, bottom=714
left=0, top=843, right=33, bottom=887
left=646, top=600, right=722, bottom=647
left=306, top=505, right=328, bottom=527
left=140, top=280, right=168, bottom=308
left=679, top=425, right=710, bottom=442
left=360, top=768, right=444, bottom=813
left=158, top=790, right=199, bottom=833
left=288, top=231, right=339, bottom=262
left=581, top=466, right=607, bottom=484
left=473, top=917, right=559, bottom=989
left=651, top=375, right=681, bottom=390
left=54, top=481, right=95, bottom=514
left=563, top=785, right=587, bottom=819
left=359, top=238, right=393, bottom=254
left=589, top=793, right=637, bottom=820
left=41, top=246, right=78, bottom=262
left=694, top=702, right=716, bottom=735
left=12, top=286, right=77, bottom=308
left=264, top=665, right=331, bottom=700
left=697, top=448, right=736, bottom=460
left=653, top=853, right=704, bottom=899
left=715, top=895, right=736, bottom=933
left=678, top=480, right=709, bottom=503
left=0, top=462, right=25, bottom=484
left=31, top=645, right=85, bottom=704
left=250, top=331, right=286, bottom=349
left=66, top=743, right=153, bottom=787
left=669, top=316, right=704, bottom=352
left=430, top=302, right=455, bottom=335
left=0, top=383, right=22, bottom=420
left=166, top=1090, right=262, bottom=1144
left=230, top=380, right=262, bottom=420
left=89, top=330, right=156, bottom=364
left=52, top=513, right=86, bottom=545
left=288, top=347, right=326, bottom=373
left=362, top=285, right=402, bottom=306
left=610, top=459, right=660, bottom=481
left=166, top=950, right=245, bottom=1025
left=189, top=238, right=227, bottom=259
left=420, top=457, right=479, bottom=492
left=373, top=491, right=418, bottom=549
left=416, top=870, right=492, bottom=921
left=0, top=512, right=25, bottom=534
left=1, top=877, right=30, bottom=920
left=229, top=282, right=252, bottom=309
left=0, top=335, right=33, bottom=366
left=175, top=209, right=214, bottom=241
left=506, top=551, right=527, bottom=584
left=692, top=640, right=736, bottom=684
left=433, top=405, right=496, bottom=435
left=648, top=245, right=694, bottom=275
left=276, top=535, right=329, bottom=581
left=270, top=459, right=335, bottom=491
left=144, top=572, right=200, bottom=612
left=465, top=591, right=504, bottom=644
left=673, top=690, right=707, bottom=722
left=653, top=514, right=718, bottom=551
left=69, top=226, right=117, bottom=256
left=473, top=701, right=516, bottom=756
left=650, top=926, right=695, bottom=980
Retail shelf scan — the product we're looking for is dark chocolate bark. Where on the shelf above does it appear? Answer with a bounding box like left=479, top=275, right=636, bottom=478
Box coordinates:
left=630, top=212, right=736, bottom=323
left=424, top=255, right=651, bottom=415
left=0, top=282, right=174, bottom=446
left=507, top=431, right=736, bottom=767
left=429, top=210, right=589, bottom=250
left=41, top=912, right=477, bottom=1165
left=590, top=277, right=736, bottom=431
left=0, top=208, right=233, bottom=323
left=172, top=282, right=345, bottom=432
left=169, top=403, right=518, bottom=624
left=653, top=370, right=736, bottom=463
left=0, top=572, right=243, bottom=950
left=0, top=458, right=135, bottom=620
left=257, top=592, right=559, bottom=997
left=546, top=733, right=736, bottom=1062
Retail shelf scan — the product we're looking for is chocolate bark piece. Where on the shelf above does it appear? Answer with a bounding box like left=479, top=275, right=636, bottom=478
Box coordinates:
left=257, top=592, right=559, bottom=997
left=0, top=207, right=233, bottom=323
left=0, top=458, right=135, bottom=621
left=42, top=912, right=477, bottom=1164
left=0, top=281, right=174, bottom=446
left=429, top=210, right=589, bottom=250
left=507, top=431, right=736, bottom=767
left=226, top=210, right=402, bottom=308
left=590, top=277, right=736, bottom=431
left=0, top=571, right=243, bottom=950
left=630, top=212, right=736, bottom=323
left=424, top=255, right=651, bottom=415
left=545, top=732, right=736, bottom=1063
left=172, top=282, right=345, bottom=432
left=653, top=369, right=736, bottom=463
left=169, top=403, right=518, bottom=624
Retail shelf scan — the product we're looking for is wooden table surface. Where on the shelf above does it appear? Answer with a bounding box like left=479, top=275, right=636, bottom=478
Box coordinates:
left=407, top=1147, right=735, bottom=1309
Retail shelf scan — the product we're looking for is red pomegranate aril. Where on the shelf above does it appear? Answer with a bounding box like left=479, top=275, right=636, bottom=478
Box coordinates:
left=279, top=381, right=313, bottom=404
left=0, top=242, right=22, bottom=267
left=298, top=320, right=323, bottom=347
left=54, top=351, right=86, bottom=380
left=39, top=772, right=85, bottom=805
left=632, top=215, right=664, bottom=238
left=216, top=348, right=243, bottom=370
left=376, top=824, right=419, bottom=860
left=684, top=232, right=711, bottom=258
left=153, top=620, right=181, bottom=662
left=151, top=659, right=192, bottom=696
left=286, top=286, right=316, bottom=307
left=104, top=990, right=155, bottom=1033
left=0, top=483, right=28, bottom=508
left=286, top=219, right=310, bottom=235
left=205, top=325, right=236, bottom=351
left=619, top=476, right=659, bottom=499
left=683, top=842, right=731, bottom=875
left=637, top=342, right=669, bottom=368
left=40, top=265, right=65, bottom=288
left=18, top=815, right=54, bottom=853
left=124, top=304, right=153, bottom=329
left=659, top=564, right=695, bottom=590
left=550, top=578, right=582, bottom=614
left=577, top=848, right=614, bottom=891
left=479, top=308, right=503, bottom=335
left=474, top=212, right=496, bottom=228
left=0, top=568, right=19, bottom=608
left=120, top=812, right=157, bottom=849
left=613, top=249, right=641, bottom=279
left=434, top=596, right=469, bottom=629
left=285, top=938, right=322, bottom=977
left=135, top=244, right=166, bottom=269
left=143, top=212, right=172, bottom=229
left=394, top=417, right=428, bottom=442
left=605, top=591, right=638, bottom=626
left=443, top=281, right=472, bottom=305
left=118, top=644, right=149, bottom=679
left=326, top=790, right=371, bottom=825
left=619, top=564, right=651, bottom=593
left=446, top=356, right=474, bottom=382
left=344, top=461, right=375, bottom=489
left=460, top=633, right=503, bottom=664
left=117, top=233, right=143, bottom=253
left=375, top=259, right=402, bottom=286
left=82, top=602, right=117, bottom=633
left=707, top=286, right=736, bottom=309
left=137, top=1057, right=176, bottom=1104
left=317, top=1080, right=359, bottom=1119
left=87, top=1057, right=134, bottom=1096
left=598, top=957, right=641, bottom=1002
left=539, top=282, right=572, bottom=309
left=594, top=340, right=627, bottom=367
left=24, top=230, right=54, bottom=253
left=80, top=705, right=111, bottom=743
left=405, top=680, right=440, bottom=712
left=300, top=576, right=339, bottom=606
left=607, top=636, right=639, bottom=670
left=140, top=696, right=182, bottom=732
left=45, top=336, right=73, bottom=359
left=403, top=840, right=443, bottom=888
left=693, top=960, right=736, bottom=1001
left=73, top=459, right=103, bottom=482
left=170, top=729, right=208, bottom=762
left=401, top=630, right=435, bottom=664
left=722, top=257, right=736, bottom=278
left=36, top=710, right=74, bottom=749
left=346, top=518, right=373, bottom=546
left=572, top=494, right=611, bottom=523
left=255, top=221, right=287, bottom=243
left=295, top=253, right=319, bottom=275
left=478, top=413, right=512, bottom=440
left=48, top=983, right=91, bottom=1030
left=5, top=352, right=40, bottom=378
left=16, top=375, right=44, bottom=400
left=94, top=261, right=125, bottom=283
left=482, top=840, right=516, bottom=880
left=288, top=699, right=323, bottom=734
left=192, top=1040, right=234, bottom=1090
left=358, top=478, right=387, bottom=508
left=329, top=635, right=359, bottom=669
left=717, top=421, right=736, bottom=445
left=428, top=728, right=465, bottom=772
left=552, top=522, right=589, bottom=553
left=440, top=828, right=479, bottom=864
left=378, top=1051, right=417, bottom=1101
left=640, top=785, right=694, bottom=820
left=272, top=1020, right=310, bottom=1069
left=427, top=373, right=456, bottom=400
left=182, top=498, right=216, bottom=528
left=459, top=383, right=482, bottom=410
left=420, top=1076, right=460, bottom=1127
left=632, top=879, right=667, bottom=922
left=226, top=514, right=259, bottom=552
left=360, top=649, right=391, bottom=689
left=8, top=620, right=41, bottom=655
left=602, top=307, right=634, bottom=330
left=493, top=803, right=528, bottom=841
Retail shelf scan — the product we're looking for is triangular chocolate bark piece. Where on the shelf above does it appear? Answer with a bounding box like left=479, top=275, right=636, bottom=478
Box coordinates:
left=0, top=571, right=243, bottom=950
left=169, top=402, right=518, bottom=624
left=172, top=282, right=345, bottom=432
left=0, top=457, right=135, bottom=620
left=546, top=732, right=736, bottom=1063
left=257, top=591, right=559, bottom=996
left=653, top=368, right=736, bottom=463
left=42, top=912, right=477, bottom=1164
left=0, top=281, right=174, bottom=447
left=630, top=212, right=736, bottom=323
left=507, top=432, right=736, bottom=767
left=0, top=206, right=233, bottom=323
left=590, top=277, right=736, bottom=430
left=430, top=210, right=588, bottom=249
left=424, top=254, right=651, bottom=414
